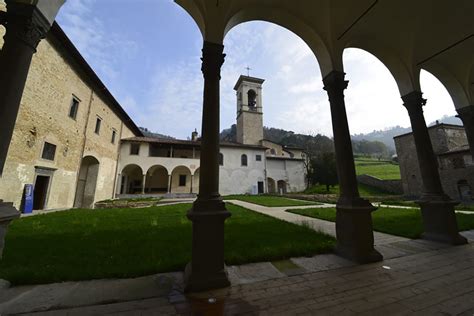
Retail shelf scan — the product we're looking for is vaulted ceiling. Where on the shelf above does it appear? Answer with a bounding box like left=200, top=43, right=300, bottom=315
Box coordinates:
left=175, top=0, right=474, bottom=108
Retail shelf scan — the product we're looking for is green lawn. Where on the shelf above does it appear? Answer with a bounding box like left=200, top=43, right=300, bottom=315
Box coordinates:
left=287, top=207, right=474, bottom=239
left=304, top=183, right=393, bottom=197
left=223, top=195, right=320, bottom=207
left=354, top=158, right=401, bottom=180
left=0, top=203, right=334, bottom=285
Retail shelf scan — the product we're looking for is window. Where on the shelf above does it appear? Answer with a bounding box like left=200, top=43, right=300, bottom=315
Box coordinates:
left=69, top=97, right=79, bottom=119
left=256, top=154, right=262, bottom=161
left=179, top=175, right=187, bottom=186
left=94, top=117, right=102, bottom=134
left=111, top=129, right=116, bottom=144
left=219, top=153, right=224, bottom=166
left=270, top=149, right=276, bottom=155
left=241, top=154, right=248, bottom=166
left=41, top=142, right=56, bottom=161
left=247, top=89, right=257, bottom=107
left=130, top=143, right=140, bottom=155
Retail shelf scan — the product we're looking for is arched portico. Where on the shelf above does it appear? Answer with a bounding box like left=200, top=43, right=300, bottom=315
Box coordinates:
left=174, top=0, right=473, bottom=292
left=170, top=165, right=192, bottom=194
left=120, top=164, right=144, bottom=194
left=276, top=180, right=287, bottom=194
left=74, top=156, right=100, bottom=208
left=267, top=178, right=276, bottom=194
left=145, top=165, right=169, bottom=194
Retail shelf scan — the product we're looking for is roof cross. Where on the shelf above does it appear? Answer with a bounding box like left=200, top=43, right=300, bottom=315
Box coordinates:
left=245, top=66, right=252, bottom=77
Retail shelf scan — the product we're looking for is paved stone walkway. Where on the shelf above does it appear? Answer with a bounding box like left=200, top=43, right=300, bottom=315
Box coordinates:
left=2, top=199, right=473, bottom=315
left=3, top=237, right=472, bottom=315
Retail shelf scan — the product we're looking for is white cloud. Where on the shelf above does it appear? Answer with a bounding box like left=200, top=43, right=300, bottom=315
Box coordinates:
left=135, top=57, right=204, bottom=138
left=57, top=0, right=138, bottom=84
left=55, top=7, right=457, bottom=139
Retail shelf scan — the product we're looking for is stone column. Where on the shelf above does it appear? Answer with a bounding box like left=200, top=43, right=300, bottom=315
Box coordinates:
left=0, top=2, right=51, bottom=174
left=141, top=174, right=146, bottom=194
left=323, top=71, right=382, bottom=263
left=456, top=105, right=474, bottom=161
left=184, top=41, right=231, bottom=292
left=167, top=175, right=171, bottom=194
left=190, top=174, right=194, bottom=194
left=0, top=200, right=19, bottom=259
left=116, top=173, right=122, bottom=196
left=402, top=91, right=466, bottom=244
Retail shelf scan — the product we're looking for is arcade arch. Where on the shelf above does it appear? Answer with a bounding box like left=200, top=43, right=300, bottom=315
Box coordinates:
left=145, top=165, right=169, bottom=194
left=120, top=164, right=144, bottom=194
left=74, top=156, right=100, bottom=208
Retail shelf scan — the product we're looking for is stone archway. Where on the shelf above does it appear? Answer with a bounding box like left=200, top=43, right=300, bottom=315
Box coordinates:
left=170, top=165, right=192, bottom=194
left=267, top=177, right=276, bottom=194
left=145, top=165, right=168, bottom=193
left=277, top=180, right=287, bottom=194
left=121, top=164, right=144, bottom=194
left=74, top=156, right=100, bottom=208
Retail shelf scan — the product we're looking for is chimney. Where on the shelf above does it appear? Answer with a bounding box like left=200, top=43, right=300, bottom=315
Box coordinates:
left=191, top=129, right=198, bottom=141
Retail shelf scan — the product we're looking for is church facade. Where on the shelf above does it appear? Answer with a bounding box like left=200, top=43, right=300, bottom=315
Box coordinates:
left=117, top=76, right=307, bottom=196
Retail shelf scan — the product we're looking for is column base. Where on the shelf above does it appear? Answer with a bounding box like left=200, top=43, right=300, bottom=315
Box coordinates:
left=417, top=197, right=467, bottom=245
left=335, top=197, right=383, bottom=263
left=184, top=197, right=231, bottom=293
left=0, top=200, right=21, bottom=259
left=184, top=262, right=230, bottom=293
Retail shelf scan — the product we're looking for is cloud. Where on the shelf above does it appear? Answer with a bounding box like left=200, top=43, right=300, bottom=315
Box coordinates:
left=55, top=6, right=457, bottom=140
left=56, top=0, right=138, bottom=84
left=135, top=56, right=204, bottom=138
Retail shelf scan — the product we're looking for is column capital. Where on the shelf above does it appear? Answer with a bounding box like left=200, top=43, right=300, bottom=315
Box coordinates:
left=402, top=91, right=427, bottom=116
left=201, top=41, right=225, bottom=80
left=323, top=71, right=348, bottom=93
left=3, top=2, right=51, bottom=51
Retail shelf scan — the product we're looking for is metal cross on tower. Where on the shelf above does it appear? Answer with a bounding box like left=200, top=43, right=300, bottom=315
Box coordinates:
left=245, top=66, right=252, bottom=77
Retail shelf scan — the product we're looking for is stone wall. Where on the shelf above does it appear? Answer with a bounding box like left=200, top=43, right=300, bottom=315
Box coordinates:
left=356, top=174, right=403, bottom=194
left=394, top=124, right=472, bottom=200
left=0, top=31, right=138, bottom=209
left=219, top=146, right=266, bottom=195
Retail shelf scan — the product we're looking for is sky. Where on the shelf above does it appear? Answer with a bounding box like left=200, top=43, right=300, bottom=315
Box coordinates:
left=56, top=0, right=459, bottom=139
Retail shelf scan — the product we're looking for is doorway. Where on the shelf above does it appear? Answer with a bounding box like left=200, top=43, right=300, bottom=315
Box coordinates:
left=33, top=175, right=50, bottom=210
left=258, top=181, right=264, bottom=194
left=74, top=156, right=100, bottom=208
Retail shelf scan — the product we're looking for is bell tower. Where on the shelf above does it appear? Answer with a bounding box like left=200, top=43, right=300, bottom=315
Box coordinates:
left=234, top=75, right=265, bottom=145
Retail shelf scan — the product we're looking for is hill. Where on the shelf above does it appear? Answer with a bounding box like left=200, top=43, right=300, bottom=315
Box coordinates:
left=352, top=114, right=462, bottom=150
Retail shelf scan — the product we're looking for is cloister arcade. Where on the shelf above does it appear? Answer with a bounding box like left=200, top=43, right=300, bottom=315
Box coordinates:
left=119, top=164, right=200, bottom=195
left=175, top=0, right=474, bottom=292
left=0, top=0, right=472, bottom=294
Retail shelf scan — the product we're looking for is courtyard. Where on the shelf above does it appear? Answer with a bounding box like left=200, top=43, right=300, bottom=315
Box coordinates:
left=1, top=196, right=474, bottom=314
left=1, top=0, right=473, bottom=314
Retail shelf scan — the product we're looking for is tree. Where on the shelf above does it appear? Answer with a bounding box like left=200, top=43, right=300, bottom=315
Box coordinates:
left=310, top=152, right=338, bottom=192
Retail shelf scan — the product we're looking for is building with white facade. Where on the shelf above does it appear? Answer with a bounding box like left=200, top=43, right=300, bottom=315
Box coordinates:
left=117, top=75, right=307, bottom=196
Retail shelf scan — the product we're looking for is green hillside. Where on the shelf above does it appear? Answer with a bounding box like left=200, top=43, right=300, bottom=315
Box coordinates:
left=355, top=157, right=401, bottom=180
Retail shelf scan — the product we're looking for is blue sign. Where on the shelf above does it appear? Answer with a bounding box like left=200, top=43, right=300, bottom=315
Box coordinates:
left=22, top=184, right=34, bottom=214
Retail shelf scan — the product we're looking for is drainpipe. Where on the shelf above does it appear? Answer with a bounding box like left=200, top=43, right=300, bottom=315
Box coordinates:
left=111, top=121, right=123, bottom=198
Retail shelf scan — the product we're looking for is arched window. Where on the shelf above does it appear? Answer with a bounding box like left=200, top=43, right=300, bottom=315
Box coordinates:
left=247, top=89, right=257, bottom=107
left=241, top=154, right=248, bottom=166
left=270, top=148, right=276, bottom=155
left=219, top=153, right=224, bottom=166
